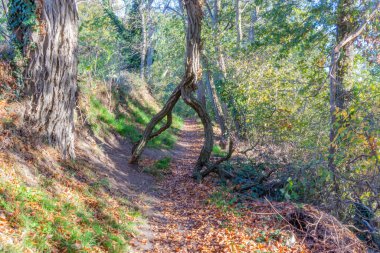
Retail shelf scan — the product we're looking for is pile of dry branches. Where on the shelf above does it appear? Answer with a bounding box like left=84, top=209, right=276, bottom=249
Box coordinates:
left=286, top=205, right=366, bottom=252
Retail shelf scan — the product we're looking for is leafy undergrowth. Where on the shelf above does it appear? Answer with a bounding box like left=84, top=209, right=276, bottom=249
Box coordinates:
left=212, top=145, right=227, bottom=157
left=0, top=147, right=141, bottom=253
left=138, top=119, right=365, bottom=253
left=0, top=98, right=145, bottom=252
left=79, top=73, right=183, bottom=150
left=88, top=97, right=182, bottom=149
left=0, top=71, right=183, bottom=253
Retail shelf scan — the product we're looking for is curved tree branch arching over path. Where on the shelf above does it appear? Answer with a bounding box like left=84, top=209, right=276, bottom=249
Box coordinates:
left=129, top=0, right=232, bottom=180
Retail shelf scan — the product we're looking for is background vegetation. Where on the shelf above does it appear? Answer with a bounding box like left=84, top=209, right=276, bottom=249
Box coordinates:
left=0, top=0, right=379, bottom=251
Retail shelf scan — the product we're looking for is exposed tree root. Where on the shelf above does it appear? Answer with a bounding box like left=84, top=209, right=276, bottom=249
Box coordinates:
left=195, top=137, right=234, bottom=179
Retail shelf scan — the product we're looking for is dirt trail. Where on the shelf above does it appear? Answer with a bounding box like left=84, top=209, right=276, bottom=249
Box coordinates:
left=116, top=119, right=308, bottom=252
left=96, top=119, right=206, bottom=252
left=129, top=118, right=207, bottom=252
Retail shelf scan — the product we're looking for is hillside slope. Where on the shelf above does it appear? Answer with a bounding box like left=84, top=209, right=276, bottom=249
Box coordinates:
left=0, top=71, right=366, bottom=253
left=0, top=73, right=179, bottom=252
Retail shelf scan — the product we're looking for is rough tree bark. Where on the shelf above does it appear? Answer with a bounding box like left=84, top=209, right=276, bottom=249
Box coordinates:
left=130, top=0, right=232, bottom=180
left=179, top=0, right=214, bottom=177
left=130, top=86, right=180, bottom=163
left=130, top=0, right=209, bottom=166
left=10, top=0, right=79, bottom=159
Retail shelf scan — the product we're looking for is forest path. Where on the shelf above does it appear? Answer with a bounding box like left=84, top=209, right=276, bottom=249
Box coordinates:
left=128, top=119, right=305, bottom=252
left=130, top=118, right=212, bottom=252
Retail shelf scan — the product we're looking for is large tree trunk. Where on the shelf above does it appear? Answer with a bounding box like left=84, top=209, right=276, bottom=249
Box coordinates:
left=11, top=0, right=79, bottom=159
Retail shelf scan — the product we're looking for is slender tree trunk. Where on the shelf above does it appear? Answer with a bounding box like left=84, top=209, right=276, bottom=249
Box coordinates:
left=1, top=0, right=7, bottom=14
left=145, top=21, right=155, bottom=82
left=248, top=6, right=258, bottom=43
left=204, top=71, right=216, bottom=111
left=139, top=3, right=147, bottom=80
left=179, top=0, right=213, bottom=178
left=211, top=0, right=245, bottom=137
left=146, top=44, right=154, bottom=82
left=130, top=86, right=181, bottom=163
left=216, top=48, right=243, bottom=135
left=208, top=0, right=230, bottom=139
left=235, top=0, right=242, bottom=46
left=130, top=0, right=234, bottom=180
left=145, top=0, right=155, bottom=82
left=203, top=57, right=227, bottom=139
left=211, top=0, right=226, bottom=80
left=10, top=0, right=79, bottom=159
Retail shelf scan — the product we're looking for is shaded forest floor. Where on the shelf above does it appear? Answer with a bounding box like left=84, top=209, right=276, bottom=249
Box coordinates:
left=0, top=104, right=365, bottom=252
left=128, top=119, right=311, bottom=252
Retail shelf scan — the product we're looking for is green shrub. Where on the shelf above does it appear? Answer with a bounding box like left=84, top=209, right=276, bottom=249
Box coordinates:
left=213, top=145, right=227, bottom=157
left=143, top=157, right=172, bottom=178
